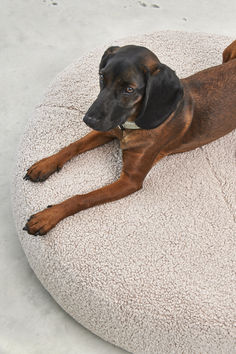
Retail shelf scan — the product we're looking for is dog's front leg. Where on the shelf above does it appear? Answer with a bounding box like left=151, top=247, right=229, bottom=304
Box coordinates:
left=23, top=144, right=159, bottom=236
left=24, top=130, right=116, bottom=182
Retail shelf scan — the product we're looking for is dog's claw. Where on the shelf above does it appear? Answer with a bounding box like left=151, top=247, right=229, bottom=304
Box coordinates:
left=34, top=231, right=41, bottom=236
left=23, top=174, right=30, bottom=180
left=57, top=166, right=61, bottom=172
left=47, top=205, right=53, bottom=208
left=23, top=226, right=28, bottom=231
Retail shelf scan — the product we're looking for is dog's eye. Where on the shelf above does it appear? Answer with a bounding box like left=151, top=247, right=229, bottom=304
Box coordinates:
left=99, top=74, right=104, bottom=82
left=125, top=87, right=134, bottom=94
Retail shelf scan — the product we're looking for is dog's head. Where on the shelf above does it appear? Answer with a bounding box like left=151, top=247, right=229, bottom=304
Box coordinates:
left=83, top=45, right=183, bottom=131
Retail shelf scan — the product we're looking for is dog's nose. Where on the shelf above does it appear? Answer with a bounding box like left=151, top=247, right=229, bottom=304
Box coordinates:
left=83, top=115, right=98, bottom=126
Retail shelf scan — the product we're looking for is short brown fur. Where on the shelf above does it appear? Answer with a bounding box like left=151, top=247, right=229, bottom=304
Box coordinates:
left=23, top=41, right=236, bottom=235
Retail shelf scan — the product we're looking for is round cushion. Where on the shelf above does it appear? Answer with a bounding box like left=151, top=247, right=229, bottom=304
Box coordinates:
left=12, top=31, right=236, bottom=353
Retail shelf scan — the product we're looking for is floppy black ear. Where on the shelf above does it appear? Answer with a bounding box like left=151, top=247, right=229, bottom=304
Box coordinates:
left=99, top=46, right=120, bottom=71
left=135, top=64, right=184, bottom=129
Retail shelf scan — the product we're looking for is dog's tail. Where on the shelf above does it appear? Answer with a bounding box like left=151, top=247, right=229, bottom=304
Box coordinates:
left=223, top=40, right=236, bottom=63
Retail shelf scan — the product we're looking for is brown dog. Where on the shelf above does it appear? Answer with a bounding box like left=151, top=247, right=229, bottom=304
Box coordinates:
left=23, top=40, right=236, bottom=236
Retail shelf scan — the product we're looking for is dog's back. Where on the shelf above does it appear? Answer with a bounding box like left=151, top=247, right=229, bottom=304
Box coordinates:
left=181, top=59, right=236, bottom=149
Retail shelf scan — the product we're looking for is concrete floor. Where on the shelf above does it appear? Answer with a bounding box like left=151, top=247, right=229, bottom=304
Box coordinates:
left=1, top=0, right=235, bottom=353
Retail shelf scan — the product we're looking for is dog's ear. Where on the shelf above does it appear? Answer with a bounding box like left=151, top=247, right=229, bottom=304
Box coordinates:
left=99, top=46, right=120, bottom=70
left=135, top=64, right=184, bottom=130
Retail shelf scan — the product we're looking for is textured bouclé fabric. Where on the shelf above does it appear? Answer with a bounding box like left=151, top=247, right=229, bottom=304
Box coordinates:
left=12, top=32, right=236, bottom=354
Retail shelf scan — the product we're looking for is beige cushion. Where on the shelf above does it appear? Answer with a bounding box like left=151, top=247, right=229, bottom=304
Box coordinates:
left=12, top=31, right=236, bottom=353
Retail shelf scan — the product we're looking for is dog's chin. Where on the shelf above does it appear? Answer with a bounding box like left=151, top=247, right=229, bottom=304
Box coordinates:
left=91, top=125, right=114, bottom=132
left=84, top=119, right=128, bottom=132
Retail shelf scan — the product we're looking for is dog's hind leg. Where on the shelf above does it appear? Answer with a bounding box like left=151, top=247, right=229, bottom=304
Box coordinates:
left=223, top=40, right=236, bottom=63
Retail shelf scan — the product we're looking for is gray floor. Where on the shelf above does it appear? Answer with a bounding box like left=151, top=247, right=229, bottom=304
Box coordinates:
left=1, top=0, right=235, bottom=353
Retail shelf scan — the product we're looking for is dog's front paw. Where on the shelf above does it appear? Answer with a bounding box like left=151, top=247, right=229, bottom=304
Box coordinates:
left=23, top=155, right=62, bottom=182
left=23, top=205, right=64, bottom=236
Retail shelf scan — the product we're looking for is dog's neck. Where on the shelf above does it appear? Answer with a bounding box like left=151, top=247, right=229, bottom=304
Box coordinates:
left=119, top=121, right=141, bottom=130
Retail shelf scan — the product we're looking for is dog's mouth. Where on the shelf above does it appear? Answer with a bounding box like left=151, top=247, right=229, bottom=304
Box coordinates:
left=83, top=114, right=127, bottom=132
